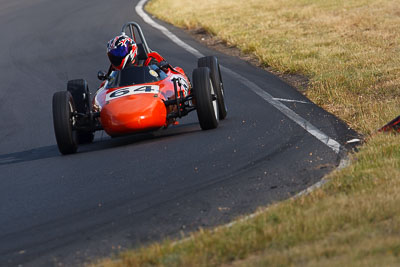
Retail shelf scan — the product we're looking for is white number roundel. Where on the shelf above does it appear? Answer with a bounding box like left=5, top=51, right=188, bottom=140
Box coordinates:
left=106, top=85, right=160, bottom=101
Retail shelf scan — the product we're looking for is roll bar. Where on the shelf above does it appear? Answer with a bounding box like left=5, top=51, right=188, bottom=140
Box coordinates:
left=121, top=22, right=151, bottom=55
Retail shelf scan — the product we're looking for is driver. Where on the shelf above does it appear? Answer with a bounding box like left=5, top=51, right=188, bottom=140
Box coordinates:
left=106, top=34, right=168, bottom=75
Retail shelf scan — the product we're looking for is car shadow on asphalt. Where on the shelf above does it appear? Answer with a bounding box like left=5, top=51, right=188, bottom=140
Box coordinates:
left=78, top=122, right=201, bottom=153
left=0, top=123, right=201, bottom=166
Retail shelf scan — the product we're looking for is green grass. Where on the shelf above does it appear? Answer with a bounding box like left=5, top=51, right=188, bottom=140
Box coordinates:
left=93, top=0, right=400, bottom=266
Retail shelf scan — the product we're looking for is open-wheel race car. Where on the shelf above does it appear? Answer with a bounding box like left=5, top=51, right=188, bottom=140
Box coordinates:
left=52, top=22, right=227, bottom=155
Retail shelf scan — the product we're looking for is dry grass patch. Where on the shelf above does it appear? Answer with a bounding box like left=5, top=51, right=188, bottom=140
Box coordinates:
left=92, top=1, right=400, bottom=266
left=146, top=0, right=400, bottom=134
left=95, top=135, right=400, bottom=267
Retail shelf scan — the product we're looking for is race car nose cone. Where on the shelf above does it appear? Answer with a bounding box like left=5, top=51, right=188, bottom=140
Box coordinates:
left=100, top=94, right=167, bottom=136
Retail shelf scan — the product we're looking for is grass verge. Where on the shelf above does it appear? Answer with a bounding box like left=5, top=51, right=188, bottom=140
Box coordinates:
left=95, top=135, right=400, bottom=266
left=94, top=0, right=400, bottom=266
left=147, top=0, right=400, bottom=134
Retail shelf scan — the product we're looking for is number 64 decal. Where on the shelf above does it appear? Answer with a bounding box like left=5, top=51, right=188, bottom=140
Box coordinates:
left=106, top=85, right=160, bottom=101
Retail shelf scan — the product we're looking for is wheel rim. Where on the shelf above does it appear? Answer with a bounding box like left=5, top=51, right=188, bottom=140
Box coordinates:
left=69, top=101, right=76, bottom=126
left=210, top=80, right=219, bottom=120
left=220, top=81, right=227, bottom=109
left=68, top=99, right=78, bottom=141
left=218, top=66, right=227, bottom=112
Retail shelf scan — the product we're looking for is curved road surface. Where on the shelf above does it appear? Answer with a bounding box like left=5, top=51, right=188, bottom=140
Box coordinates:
left=0, top=0, right=357, bottom=265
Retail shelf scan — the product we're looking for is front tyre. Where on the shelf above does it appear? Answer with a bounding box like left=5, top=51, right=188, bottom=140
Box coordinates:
left=193, top=67, right=218, bottom=130
left=67, top=79, right=94, bottom=144
left=52, top=91, right=78, bottom=154
left=198, top=56, right=227, bottom=120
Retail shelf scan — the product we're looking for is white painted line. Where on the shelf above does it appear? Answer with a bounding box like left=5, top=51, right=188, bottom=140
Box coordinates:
left=135, top=1, right=350, bottom=247
left=272, top=97, right=311, bottom=104
left=346, top=138, right=361, bottom=144
left=136, top=0, right=341, bottom=154
left=221, top=66, right=341, bottom=154
left=135, top=0, right=204, bottom=58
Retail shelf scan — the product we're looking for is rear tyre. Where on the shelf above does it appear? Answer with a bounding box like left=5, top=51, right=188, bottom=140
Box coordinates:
left=193, top=67, right=218, bottom=130
left=198, top=56, right=227, bottom=119
left=52, top=91, right=78, bottom=154
left=67, top=79, right=94, bottom=144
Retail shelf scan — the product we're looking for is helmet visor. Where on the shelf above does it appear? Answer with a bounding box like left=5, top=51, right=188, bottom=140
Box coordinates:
left=109, top=45, right=129, bottom=57
left=108, top=53, right=126, bottom=69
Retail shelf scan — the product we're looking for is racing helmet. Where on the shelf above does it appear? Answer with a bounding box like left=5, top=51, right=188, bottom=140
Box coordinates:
left=107, top=35, right=138, bottom=70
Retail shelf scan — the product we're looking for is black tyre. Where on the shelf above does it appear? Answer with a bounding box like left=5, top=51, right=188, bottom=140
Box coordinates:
left=67, top=79, right=94, bottom=144
left=198, top=56, right=227, bottom=119
left=192, top=67, right=218, bottom=130
left=52, top=91, right=78, bottom=154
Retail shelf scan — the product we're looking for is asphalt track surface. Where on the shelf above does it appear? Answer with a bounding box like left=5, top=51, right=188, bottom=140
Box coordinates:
left=0, top=0, right=358, bottom=266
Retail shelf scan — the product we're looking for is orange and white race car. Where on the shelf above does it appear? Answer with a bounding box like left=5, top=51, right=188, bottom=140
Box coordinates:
left=52, top=22, right=227, bottom=154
